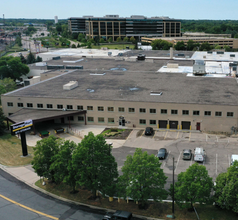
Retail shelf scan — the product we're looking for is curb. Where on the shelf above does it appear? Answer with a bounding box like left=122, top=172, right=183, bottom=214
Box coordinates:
left=0, top=167, right=164, bottom=220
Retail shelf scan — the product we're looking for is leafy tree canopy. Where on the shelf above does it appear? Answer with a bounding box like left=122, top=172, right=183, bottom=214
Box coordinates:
left=172, top=163, right=213, bottom=209
left=119, top=148, right=168, bottom=208
left=0, top=56, right=29, bottom=80
left=214, top=161, right=238, bottom=213
left=72, top=132, right=118, bottom=198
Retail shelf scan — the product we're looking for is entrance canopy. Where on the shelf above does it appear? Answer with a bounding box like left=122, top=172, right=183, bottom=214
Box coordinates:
left=7, top=108, right=87, bottom=124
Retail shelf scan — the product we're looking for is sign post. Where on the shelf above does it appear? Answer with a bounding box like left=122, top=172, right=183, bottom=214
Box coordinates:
left=10, top=119, right=33, bottom=157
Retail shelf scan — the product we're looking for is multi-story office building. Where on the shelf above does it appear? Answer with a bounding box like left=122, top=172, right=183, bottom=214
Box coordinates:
left=68, top=15, right=181, bottom=41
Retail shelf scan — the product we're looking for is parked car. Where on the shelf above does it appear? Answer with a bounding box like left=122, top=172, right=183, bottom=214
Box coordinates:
left=182, top=149, right=192, bottom=160
left=145, top=127, right=153, bottom=135
left=194, top=147, right=206, bottom=162
left=102, top=210, right=132, bottom=220
left=157, top=148, right=167, bottom=160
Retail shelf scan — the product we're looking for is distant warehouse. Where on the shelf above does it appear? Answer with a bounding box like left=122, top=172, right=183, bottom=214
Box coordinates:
left=68, top=15, right=181, bottom=41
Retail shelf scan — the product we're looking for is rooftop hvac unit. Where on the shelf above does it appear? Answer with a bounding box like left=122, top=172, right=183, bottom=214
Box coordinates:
left=63, top=81, right=78, bottom=90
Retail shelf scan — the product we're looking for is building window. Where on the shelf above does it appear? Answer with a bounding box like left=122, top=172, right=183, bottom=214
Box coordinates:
left=67, top=116, right=74, bottom=121
left=98, top=117, right=105, bottom=123
left=108, top=118, right=115, bottom=123
left=108, top=107, right=114, bottom=112
left=7, top=102, right=13, bottom=107
left=150, top=120, right=156, bottom=125
left=77, top=105, right=83, bottom=110
left=47, top=104, right=53, bottom=109
left=17, top=103, right=23, bottom=107
left=204, top=111, right=211, bottom=116
left=87, top=106, right=93, bottom=111
left=27, top=103, right=33, bottom=108
left=98, top=106, right=104, bottom=111
left=139, top=108, right=146, bottom=113
left=57, top=104, right=63, bottom=109
left=87, top=117, right=94, bottom=122
left=227, top=112, right=234, bottom=117
left=37, top=104, right=43, bottom=108
left=67, top=105, right=73, bottom=110
left=139, top=119, right=146, bottom=125
left=161, top=109, right=167, bottom=114
left=128, top=108, right=135, bottom=113
left=78, top=116, right=84, bottom=121
left=171, top=110, right=178, bottom=115
left=150, top=109, right=156, bottom=114
left=118, top=107, right=125, bottom=112
left=193, top=111, right=200, bottom=116
left=182, top=110, right=189, bottom=115
left=215, top=111, right=222, bottom=117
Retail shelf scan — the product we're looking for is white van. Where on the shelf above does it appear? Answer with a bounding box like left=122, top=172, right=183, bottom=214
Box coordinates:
left=194, top=147, right=206, bottom=162
left=230, top=155, right=238, bottom=166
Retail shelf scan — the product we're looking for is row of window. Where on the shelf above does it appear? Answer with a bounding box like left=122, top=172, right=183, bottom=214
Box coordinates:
left=8, top=102, right=234, bottom=117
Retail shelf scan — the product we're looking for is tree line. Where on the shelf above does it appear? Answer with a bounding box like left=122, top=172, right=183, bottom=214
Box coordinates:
left=31, top=132, right=238, bottom=212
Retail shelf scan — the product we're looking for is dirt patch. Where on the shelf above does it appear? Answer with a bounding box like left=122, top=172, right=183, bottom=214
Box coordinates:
left=101, top=128, right=132, bottom=140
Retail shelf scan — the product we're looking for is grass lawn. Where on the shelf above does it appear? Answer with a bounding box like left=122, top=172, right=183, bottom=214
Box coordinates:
left=0, top=133, right=34, bottom=166
left=91, top=44, right=134, bottom=50
left=35, top=180, right=238, bottom=220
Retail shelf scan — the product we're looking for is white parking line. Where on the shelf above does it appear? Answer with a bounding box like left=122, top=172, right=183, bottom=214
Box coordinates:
left=228, top=154, right=230, bottom=167
left=206, top=134, right=207, bottom=142
left=216, top=154, right=217, bottom=175
left=174, top=151, right=182, bottom=173
left=153, top=131, right=156, bottom=139
left=216, top=136, right=218, bottom=142
left=162, top=150, right=170, bottom=168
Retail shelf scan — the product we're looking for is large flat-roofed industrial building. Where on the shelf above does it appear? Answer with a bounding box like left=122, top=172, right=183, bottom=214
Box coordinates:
left=2, top=50, right=238, bottom=133
left=68, top=15, right=181, bottom=40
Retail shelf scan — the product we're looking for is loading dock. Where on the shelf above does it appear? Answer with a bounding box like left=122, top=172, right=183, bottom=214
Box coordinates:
left=159, top=120, right=167, bottom=129
left=181, top=121, right=191, bottom=130
left=169, top=121, right=178, bottom=129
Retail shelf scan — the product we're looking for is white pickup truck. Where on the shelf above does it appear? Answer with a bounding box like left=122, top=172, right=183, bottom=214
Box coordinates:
left=194, top=147, right=206, bottom=162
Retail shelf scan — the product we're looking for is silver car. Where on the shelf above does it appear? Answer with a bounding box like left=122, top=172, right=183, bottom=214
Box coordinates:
left=183, top=149, right=192, bottom=160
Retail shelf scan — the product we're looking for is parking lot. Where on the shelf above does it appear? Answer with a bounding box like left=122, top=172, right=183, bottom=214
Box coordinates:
left=25, top=124, right=238, bottom=191
left=112, top=129, right=238, bottom=190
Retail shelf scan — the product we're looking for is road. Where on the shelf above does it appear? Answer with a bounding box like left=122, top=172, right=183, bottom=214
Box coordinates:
left=0, top=169, right=104, bottom=220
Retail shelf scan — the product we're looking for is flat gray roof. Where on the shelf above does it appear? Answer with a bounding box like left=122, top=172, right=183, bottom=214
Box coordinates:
left=4, top=58, right=238, bottom=106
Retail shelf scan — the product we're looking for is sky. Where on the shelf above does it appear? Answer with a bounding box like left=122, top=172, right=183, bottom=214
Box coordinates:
left=1, top=0, right=238, bottom=20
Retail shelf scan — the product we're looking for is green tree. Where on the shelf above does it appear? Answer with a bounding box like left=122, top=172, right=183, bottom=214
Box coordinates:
left=0, top=107, right=6, bottom=135
left=123, top=37, right=129, bottom=42
left=72, top=132, right=118, bottom=199
left=108, top=37, right=113, bottom=43
left=50, top=140, right=78, bottom=192
left=31, top=135, right=60, bottom=182
left=120, top=148, right=168, bottom=208
left=129, top=36, right=135, bottom=43
left=174, top=41, right=186, bottom=50
left=77, top=43, right=80, bottom=48
left=77, top=33, right=85, bottom=41
left=35, top=56, right=42, bottom=62
left=187, top=40, right=195, bottom=51
left=15, top=36, right=22, bottom=46
left=99, top=38, right=105, bottom=43
left=214, top=161, right=238, bottom=213
left=151, top=39, right=173, bottom=50
left=56, top=24, right=62, bottom=33
left=116, top=37, right=122, bottom=42
left=223, top=45, right=231, bottom=52
left=172, top=163, right=213, bottom=209
left=20, top=54, right=27, bottom=64
left=0, top=56, right=29, bottom=80
left=0, top=78, right=16, bottom=93
left=71, top=44, right=76, bottom=48
left=26, top=52, right=36, bottom=64
left=214, top=44, right=221, bottom=49
left=199, top=42, right=211, bottom=51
